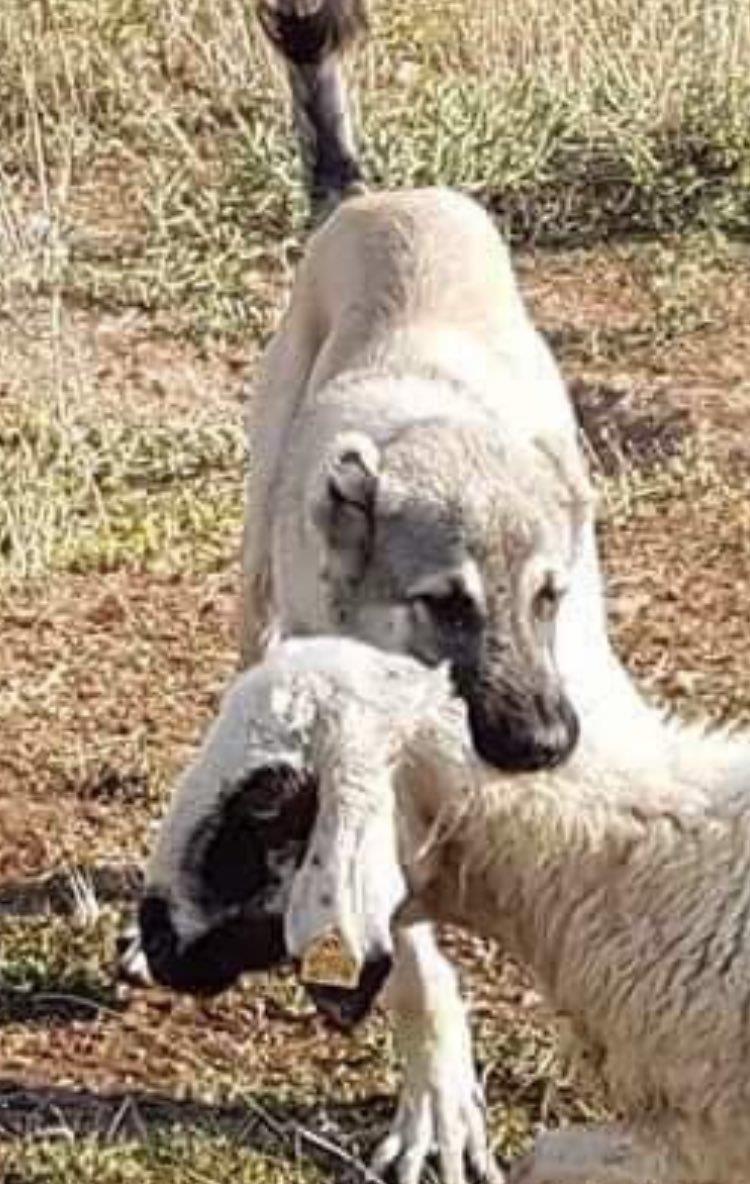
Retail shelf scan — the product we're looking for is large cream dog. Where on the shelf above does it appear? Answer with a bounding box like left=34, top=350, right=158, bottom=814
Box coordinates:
left=244, top=2, right=588, bottom=774
left=246, top=0, right=665, bottom=769
left=229, top=3, right=670, bottom=1182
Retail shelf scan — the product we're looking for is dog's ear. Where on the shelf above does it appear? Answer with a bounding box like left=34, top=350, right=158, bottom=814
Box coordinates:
left=309, top=431, right=381, bottom=579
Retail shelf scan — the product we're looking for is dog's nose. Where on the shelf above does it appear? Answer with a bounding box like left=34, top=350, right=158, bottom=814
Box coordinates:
left=528, top=692, right=580, bottom=769
left=463, top=687, right=580, bottom=772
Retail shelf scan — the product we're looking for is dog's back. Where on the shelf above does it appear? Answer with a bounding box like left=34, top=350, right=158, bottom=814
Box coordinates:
left=258, top=0, right=577, bottom=438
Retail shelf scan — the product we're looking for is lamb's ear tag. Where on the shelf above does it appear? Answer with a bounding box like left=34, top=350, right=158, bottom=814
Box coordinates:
left=300, top=927, right=361, bottom=989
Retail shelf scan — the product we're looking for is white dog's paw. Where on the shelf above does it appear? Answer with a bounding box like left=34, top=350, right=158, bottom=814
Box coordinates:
left=371, top=1042, right=503, bottom=1184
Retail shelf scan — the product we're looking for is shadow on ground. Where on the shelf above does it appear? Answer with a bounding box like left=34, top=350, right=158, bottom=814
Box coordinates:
left=0, top=1078, right=394, bottom=1181
left=570, top=378, right=689, bottom=475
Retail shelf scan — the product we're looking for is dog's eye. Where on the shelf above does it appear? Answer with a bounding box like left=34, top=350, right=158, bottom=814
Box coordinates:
left=411, top=588, right=483, bottom=630
left=533, top=575, right=563, bottom=622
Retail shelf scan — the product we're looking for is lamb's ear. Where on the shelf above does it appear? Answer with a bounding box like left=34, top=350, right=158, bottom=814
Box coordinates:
left=183, top=763, right=319, bottom=911
left=285, top=785, right=406, bottom=1029
left=309, top=431, right=381, bottom=578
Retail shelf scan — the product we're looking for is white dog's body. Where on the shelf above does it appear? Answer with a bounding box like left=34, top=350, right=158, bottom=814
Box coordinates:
left=290, top=637, right=750, bottom=1184
left=238, top=6, right=668, bottom=1178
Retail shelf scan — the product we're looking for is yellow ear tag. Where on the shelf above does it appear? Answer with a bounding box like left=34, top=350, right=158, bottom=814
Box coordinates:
left=300, top=927, right=361, bottom=989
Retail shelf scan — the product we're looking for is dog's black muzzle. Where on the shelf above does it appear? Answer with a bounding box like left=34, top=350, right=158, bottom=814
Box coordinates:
left=453, top=666, right=580, bottom=772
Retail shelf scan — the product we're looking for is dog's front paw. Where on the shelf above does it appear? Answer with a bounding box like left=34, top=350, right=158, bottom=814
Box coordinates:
left=371, top=1013, right=504, bottom=1184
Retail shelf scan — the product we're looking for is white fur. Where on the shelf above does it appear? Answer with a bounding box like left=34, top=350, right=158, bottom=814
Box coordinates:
left=239, top=184, right=725, bottom=1184
left=145, top=635, right=750, bottom=1183
left=247, top=9, right=682, bottom=1175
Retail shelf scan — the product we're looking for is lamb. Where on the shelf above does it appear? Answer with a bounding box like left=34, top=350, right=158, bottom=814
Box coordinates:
left=139, top=636, right=750, bottom=1184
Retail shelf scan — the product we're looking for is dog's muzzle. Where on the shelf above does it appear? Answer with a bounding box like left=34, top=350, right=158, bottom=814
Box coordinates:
left=454, top=668, right=580, bottom=772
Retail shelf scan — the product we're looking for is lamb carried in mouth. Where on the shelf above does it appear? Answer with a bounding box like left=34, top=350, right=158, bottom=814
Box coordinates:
left=133, top=634, right=750, bottom=1184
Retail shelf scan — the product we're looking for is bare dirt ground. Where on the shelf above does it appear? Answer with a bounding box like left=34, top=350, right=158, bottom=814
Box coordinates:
left=1, top=233, right=748, bottom=1178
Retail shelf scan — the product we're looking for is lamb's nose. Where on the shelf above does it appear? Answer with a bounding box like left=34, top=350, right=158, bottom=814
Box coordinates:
left=138, top=893, right=179, bottom=978
left=116, top=919, right=153, bottom=987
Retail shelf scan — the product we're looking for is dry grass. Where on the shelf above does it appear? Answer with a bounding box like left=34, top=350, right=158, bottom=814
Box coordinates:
left=1, top=0, right=750, bottom=1180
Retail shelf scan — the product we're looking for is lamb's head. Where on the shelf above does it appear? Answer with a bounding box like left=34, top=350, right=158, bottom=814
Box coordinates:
left=139, top=758, right=317, bottom=997
left=309, top=420, right=591, bottom=772
left=135, top=639, right=429, bottom=1022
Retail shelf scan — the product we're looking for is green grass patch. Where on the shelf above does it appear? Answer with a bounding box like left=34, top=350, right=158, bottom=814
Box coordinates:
left=0, top=913, right=121, bottom=1024
left=0, top=397, right=245, bottom=583
left=4, top=1131, right=324, bottom=1184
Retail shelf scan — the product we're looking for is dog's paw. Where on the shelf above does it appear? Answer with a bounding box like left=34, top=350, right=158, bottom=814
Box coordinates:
left=371, top=1029, right=503, bottom=1184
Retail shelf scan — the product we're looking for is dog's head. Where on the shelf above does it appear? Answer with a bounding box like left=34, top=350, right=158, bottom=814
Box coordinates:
left=309, top=419, right=591, bottom=772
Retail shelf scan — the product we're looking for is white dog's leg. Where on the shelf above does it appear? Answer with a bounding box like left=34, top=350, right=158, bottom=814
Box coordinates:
left=508, top=1124, right=677, bottom=1184
left=239, top=304, right=318, bottom=668
left=374, top=924, right=504, bottom=1184
left=238, top=512, right=278, bottom=668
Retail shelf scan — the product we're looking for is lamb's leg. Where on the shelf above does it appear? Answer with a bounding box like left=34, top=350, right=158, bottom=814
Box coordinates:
left=374, top=924, right=504, bottom=1184
left=508, top=1124, right=679, bottom=1184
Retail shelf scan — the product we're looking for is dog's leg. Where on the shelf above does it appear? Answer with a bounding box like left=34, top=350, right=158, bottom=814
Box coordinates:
left=508, top=1124, right=682, bottom=1184
left=240, top=298, right=320, bottom=668
left=238, top=517, right=276, bottom=669
left=375, top=924, right=503, bottom=1184
left=257, top=0, right=368, bottom=221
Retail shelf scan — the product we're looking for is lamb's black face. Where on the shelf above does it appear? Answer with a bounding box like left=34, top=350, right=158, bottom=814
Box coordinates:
left=139, top=764, right=318, bottom=997
left=139, top=760, right=396, bottom=1026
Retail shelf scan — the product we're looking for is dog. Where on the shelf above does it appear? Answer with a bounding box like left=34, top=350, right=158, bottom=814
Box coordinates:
left=243, top=0, right=592, bottom=775
left=127, top=4, right=667, bottom=1181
